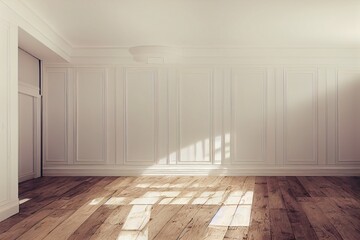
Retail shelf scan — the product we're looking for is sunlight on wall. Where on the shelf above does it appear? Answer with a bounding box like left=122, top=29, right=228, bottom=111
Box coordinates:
left=158, top=133, right=231, bottom=163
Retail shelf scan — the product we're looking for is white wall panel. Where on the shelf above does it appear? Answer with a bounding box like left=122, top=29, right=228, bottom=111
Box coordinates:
left=18, top=49, right=39, bottom=88
left=284, top=69, right=317, bottom=164
left=213, top=69, right=224, bottom=164
left=45, top=69, right=67, bottom=162
left=179, top=68, right=212, bottom=163
left=337, top=70, right=360, bottom=163
left=125, top=68, right=156, bottom=164
left=18, top=48, right=41, bottom=182
left=231, top=69, right=267, bottom=163
left=326, top=69, right=337, bottom=165
left=157, top=69, right=169, bottom=164
left=18, top=94, right=34, bottom=180
left=0, top=18, right=19, bottom=222
left=75, top=69, right=106, bottom=163
left=0, top=22, right=10, bottom=205
left=168, top=68, right=178, bottom=164
left=42, top=64, right=360, bottom=176
left=115, top=67, right=125, bottom=164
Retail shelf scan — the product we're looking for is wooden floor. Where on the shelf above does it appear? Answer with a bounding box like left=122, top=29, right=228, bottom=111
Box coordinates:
left=0, top=176, right=359, bottom=240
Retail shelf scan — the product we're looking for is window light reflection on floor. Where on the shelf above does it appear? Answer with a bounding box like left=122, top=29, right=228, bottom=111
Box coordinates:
left=19, top=198, right=31, bottom=205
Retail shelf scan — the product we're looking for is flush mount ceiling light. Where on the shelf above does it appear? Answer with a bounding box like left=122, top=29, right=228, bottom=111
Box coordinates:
left=129, top=46, right=182, bottom=64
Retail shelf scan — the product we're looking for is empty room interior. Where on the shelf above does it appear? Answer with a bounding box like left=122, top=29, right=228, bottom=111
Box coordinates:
left=0, top=0, right=360, bottom=239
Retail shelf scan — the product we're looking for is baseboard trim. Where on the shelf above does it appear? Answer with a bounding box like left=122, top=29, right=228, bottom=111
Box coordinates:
left=0, top=201, right=19, bottom=222
left=43, top=165, right=360, bottom=176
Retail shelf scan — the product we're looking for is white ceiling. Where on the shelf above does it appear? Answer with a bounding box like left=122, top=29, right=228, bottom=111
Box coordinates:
left=20, top=0, right=360, bottom=48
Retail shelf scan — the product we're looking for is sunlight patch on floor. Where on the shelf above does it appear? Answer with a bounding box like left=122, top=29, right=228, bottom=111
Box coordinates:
left=130, top=197, right=159, bottom=205
left=159, top=198, right=174, bottom=205
left=117, top=205, right=151, bottom=240
left=89, top=197, right=104, bottom=205
left=122, top=205, right=151, bottom=230
left=170, top=197, right=192, bottom=205
left=143, top=191, right=180, bottom=198
left=192, top=197, right=209, bottom=204
left=19, top=198, right=31, bottom=205
left=209, top=190, right=253, bottom=227
left=230, top=205, right=252, bottom=227
left=105, top=197, right=127, bottom=206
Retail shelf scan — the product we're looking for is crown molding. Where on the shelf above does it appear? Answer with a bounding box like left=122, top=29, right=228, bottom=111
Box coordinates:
left=67, top=46, right=360, bottom=65
left=2, top=0, right=359, bottom=65
left=0, top=0, right=71, bottom=62
left=129, top=46, right=182, bottom=64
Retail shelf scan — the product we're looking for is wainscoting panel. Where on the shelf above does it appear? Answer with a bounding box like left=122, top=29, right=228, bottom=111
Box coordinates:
left=44, top=69, right=68, bottom=163
left=75, top=68, right=107, bottom=163
left=42, top=64, right=360, bottom=176
left=18, top=93, right=35, bottom=180
left=178, top=68, right=213, bottom=164
left=231, top=68, right=268, bottom=164
left=283, top=69, right=318, bottom=164
left=337, top=70, right=360, bottom=163
left=125, top=68, right=157, bottom=165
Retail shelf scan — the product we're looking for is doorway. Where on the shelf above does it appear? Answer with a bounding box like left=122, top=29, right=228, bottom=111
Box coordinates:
left=18, top=48, right=41, bottom=182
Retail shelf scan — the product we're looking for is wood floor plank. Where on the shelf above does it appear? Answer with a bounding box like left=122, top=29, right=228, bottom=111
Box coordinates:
left=0, top=213, right=29, bottom=234
left=278, top=178, right=318, bottom=240
left=89, top=205, right=133, bottom=240
left=269, top=209, right=295, bottom=240
left=315, top=197, right=360, bottom=239
left=286, top=176, right=311, bottom=198
left=247, top=208, right=270, bottom=240
left=300, top=200, right=343, bottom=240
left=0, top=176, right=359, bottom=240
left=17, top=210, right=75, bottom=240
left=19, top=177, right=61, bottom=195
left=203, top=226, right=228, bottom=240
left=224, top=177, right=255, bottom=240
left=43, top=192, right=113, bottom=240
left=155, top=205, right=201, bottom=239
left=148, top=205, right=183, bottom=240
left=177, top=205, right=220, bottom=240
left=297, top=176, right=327, bottom=198
left=252, top=176, right=269, bottom=209
left=0, top=209, right=53, bottom=240
left=267, top=177, right=285, bottom=209
left=68, top=205, right=114, bottom=240
left=247, top=177, right=270, bottom=240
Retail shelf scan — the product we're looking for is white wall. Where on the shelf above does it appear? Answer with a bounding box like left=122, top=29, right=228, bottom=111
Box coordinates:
left=43, top=61, right=360, bottom=176
left=18, top=49, right=41, bottom=182
left=0, top=0, right=69, bottom=222
left=0, top=18, right=19, bottom=222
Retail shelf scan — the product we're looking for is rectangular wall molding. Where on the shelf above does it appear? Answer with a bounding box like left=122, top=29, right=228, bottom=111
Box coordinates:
left=44, top=68, right=68, bottom=163
left=283, top=68, right=318, bottom=164
left=231, top=68, right=268, bottom=164
left=43, top=64, right=360, bottom=176
left=124, top=68, right=158, bottom=165
left=336, top=70, right=360, bottom=164
left=74, top=68, right=107, bottom=164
